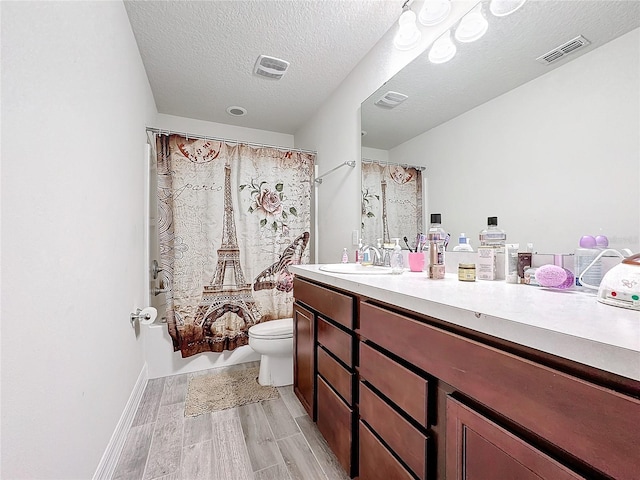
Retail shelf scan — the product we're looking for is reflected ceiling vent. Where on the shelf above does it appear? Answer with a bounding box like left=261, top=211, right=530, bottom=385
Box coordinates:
left=375, top=91, right=409, bottom=109
left=254, top=55, right=290, bottom=80
left=536, top=35, right=591, bottom=65
left=226, top=106, right=247, bottom=117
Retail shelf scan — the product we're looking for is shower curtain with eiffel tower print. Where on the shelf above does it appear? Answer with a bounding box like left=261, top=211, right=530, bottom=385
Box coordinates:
left=361, top=162, right=423, bottom=248
left=156, top=134, right=314, bottom=357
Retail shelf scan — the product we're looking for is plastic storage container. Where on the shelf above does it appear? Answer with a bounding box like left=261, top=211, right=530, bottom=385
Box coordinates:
left=575, top=235, right=603, bottom=288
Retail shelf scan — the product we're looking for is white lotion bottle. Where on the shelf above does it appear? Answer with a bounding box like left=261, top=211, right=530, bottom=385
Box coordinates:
left=453, top=233, right=473, bottom=252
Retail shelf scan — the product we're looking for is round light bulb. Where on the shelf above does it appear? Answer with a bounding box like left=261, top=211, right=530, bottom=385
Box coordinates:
left=418, top=0, right=452, bottom=27
left=489, top=0, right=527, bottom=17
left=394, top=9, right=421, bottom=51
left=455, top=3, right=488, bottom=43
left=429, top=30, right=457, bottom=64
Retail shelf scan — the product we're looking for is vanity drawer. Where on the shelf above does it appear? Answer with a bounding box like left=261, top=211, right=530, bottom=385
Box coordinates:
left=359, top=301, right=640, bottom=480
left=359, top=342, right=428, bottom=426
left=317, top=376, right=353, bottom=476
left=318, top=317, right=353, bottom=367
left=293, top=277, right=353, bottom=329
left=318, top=345, right=353, bottom=405
left=359, top=421, right=414, bottom=480
left=360, top=382, right=429, bottom=480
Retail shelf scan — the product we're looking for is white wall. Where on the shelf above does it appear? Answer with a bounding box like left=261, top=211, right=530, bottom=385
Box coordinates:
left=152, top=113, right=295, bottom=148
left=361, top=146, right=389, bottom=163
left=144, top=114, right=294, bottom=379
left=390, top=28, right=640, bottom=254
left=1, top=2, right=156, bottom=479
left=295, top=1, right=475, bottom=263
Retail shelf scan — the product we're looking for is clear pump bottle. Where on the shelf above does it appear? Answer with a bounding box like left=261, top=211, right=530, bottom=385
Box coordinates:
left=390, top=238, right=404, bottom=274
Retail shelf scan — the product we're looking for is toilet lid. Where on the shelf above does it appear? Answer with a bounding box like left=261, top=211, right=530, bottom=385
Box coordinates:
left=248, top=318, right=293, bottom=339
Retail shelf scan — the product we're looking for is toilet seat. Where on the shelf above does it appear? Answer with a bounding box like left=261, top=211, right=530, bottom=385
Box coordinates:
left=248, top=318, right=293, bottom=340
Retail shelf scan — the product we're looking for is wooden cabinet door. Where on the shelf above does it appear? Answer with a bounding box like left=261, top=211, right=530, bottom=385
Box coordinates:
left=317, top=376, right=354, bottom=477
left=446, top=397, right=584, bottom=480
left=293, top=302, right=315, bottom=419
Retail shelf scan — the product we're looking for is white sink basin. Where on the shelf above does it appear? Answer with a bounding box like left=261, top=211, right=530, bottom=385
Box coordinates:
left=318, top=263, right=393, bottom=275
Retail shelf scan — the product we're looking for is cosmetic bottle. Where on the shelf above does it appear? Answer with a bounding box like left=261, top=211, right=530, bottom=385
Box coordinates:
left=427, top=214, right=446, bottom=279
left=390, top=238, right=404, bottom=275
left=341, top=248, right=349, bottom=263
left=504, top=244, right=519, bottom=283
left=452, top=233, right=473, bottom=252
left=356, top=239, right=364, bottom=264
left=479, top=217, right=506, bottom=248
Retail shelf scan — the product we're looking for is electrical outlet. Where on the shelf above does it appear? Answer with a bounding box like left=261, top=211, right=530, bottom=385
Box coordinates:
left=352, top=230, right=359, bottom=246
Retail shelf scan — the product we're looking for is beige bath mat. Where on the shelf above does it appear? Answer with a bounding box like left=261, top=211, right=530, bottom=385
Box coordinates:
left=184, top=366, right=279, bottom=417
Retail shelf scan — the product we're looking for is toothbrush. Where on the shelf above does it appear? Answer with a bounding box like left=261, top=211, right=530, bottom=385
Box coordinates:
left=403, top=236, right=413, bottom=252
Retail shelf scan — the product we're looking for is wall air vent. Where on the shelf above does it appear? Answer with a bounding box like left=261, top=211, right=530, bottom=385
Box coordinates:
left=536, top=35, right=591, bottom=65
left=254, top=55, right=290, bottom=80
left=375, top=91, right=409, bottom=109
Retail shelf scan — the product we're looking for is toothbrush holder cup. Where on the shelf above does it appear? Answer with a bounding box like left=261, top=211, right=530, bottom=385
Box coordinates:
left=408, top=252, right=425, bottom=272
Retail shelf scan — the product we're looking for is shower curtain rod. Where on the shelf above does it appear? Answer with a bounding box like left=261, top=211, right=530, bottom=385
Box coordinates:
left=362, top=157, right=426, bottom=172
left=314, top=161, right=356, bottom=184
left=146, top=127, right=317, bottom=155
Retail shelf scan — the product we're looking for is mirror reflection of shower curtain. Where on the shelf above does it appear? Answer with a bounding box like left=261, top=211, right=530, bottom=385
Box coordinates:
left=361, top=161, right=423, bottom=247
left=155, top=134, right=314, bottom=357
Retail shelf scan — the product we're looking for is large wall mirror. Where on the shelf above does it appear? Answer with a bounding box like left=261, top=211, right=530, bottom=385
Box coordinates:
left=361, top=0, right=640, bottom=254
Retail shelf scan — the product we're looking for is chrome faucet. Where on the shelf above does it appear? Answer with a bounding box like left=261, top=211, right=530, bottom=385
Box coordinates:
left=362, top=245, right=383, bottom=266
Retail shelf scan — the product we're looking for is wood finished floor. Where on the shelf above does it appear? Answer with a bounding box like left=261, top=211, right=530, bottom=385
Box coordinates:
left=112, top=361, right=349, bottom=480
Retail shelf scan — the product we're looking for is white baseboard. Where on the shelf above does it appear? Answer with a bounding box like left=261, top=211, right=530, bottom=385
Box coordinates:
left=93, top=363, right=149, bottom=480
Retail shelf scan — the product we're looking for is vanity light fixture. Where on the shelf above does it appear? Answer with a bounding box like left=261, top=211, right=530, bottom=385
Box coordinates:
left=394, top=3, right=421, bottom=51
left=455, top=3, right=488, bottom=43
left=428, top=30, right=457, bottom=64
left=489, top=0, right=527, bottom=17
left=418, top=0, right=452, bottom=27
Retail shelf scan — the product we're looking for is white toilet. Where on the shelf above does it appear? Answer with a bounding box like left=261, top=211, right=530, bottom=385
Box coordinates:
left=248, top=318, right=294, bottom=387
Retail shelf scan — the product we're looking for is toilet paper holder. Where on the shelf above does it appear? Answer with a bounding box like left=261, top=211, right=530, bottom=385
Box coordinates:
left=130, top=307, right=157, bottom=326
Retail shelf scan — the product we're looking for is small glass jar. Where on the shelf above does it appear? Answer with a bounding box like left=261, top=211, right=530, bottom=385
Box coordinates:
left=458, top=263, right=476, bottom=282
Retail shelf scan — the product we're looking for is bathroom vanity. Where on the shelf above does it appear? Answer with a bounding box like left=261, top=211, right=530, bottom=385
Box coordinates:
left=290, top=265, right=640, bottom=480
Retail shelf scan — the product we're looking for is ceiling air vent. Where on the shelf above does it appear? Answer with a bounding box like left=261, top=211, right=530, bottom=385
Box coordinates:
left=254, top=55, right=290, bottom=80
left=536, top=35, right=591, bottom=65
left=375, top=91, right=409, bottom=109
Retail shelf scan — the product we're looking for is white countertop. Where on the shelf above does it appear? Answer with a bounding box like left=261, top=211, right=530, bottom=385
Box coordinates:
left=290, top=264, right=640, bottom=381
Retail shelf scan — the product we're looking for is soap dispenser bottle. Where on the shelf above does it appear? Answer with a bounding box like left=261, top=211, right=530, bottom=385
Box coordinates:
left=390, top=238, right=404, bottom=274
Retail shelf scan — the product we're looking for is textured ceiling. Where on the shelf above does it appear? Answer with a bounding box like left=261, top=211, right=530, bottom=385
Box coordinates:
left=124, top=0, right=401, bottom=134
left=362, top=0, right=640, bottom=150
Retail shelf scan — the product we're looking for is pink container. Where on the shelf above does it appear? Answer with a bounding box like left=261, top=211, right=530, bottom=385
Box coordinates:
left=408, top=252, right=425, bottom=272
